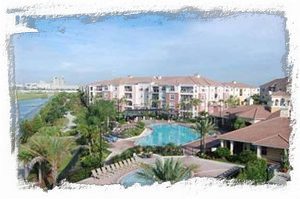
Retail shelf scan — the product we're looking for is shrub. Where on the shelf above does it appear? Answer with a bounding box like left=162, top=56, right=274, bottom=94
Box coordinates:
left=80, top=155, right=103, bottom=169
left=66, top=169, right=91, bottom=183
left=237, top=159, right=268, bottom=184
left=215, top=147, right=231, bottom=159
left=233, top=118, right=246, bottom=129
left=109, top=144, right=183, bottom=164
left=226, top=154, right=239, bottom=162
left=238, top=150, right=257, bottom=164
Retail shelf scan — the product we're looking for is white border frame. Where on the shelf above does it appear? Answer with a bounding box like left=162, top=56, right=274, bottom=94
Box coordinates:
left=0, top=0, right=299, bottom=198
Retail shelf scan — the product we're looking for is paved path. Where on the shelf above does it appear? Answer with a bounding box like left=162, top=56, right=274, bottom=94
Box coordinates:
left=62, top=111, right=76, bottom=132
left=182, top=135, right=220, bottom=155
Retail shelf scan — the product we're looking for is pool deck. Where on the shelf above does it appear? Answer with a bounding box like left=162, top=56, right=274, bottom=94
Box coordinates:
left=77, top=155, right=242, bottom=186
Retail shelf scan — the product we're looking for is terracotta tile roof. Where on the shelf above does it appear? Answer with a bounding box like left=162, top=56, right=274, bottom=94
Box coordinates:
left=218, top=117, right=291, bottom=149
left=260, top=77, right=288, bottom=90
left=220, top=105, right=271, bottom=120
left=89, top=75, right=252, bottom=87
left=266, top=110, right=281, bottom=120
left=223, top=81, right=256, bottom=88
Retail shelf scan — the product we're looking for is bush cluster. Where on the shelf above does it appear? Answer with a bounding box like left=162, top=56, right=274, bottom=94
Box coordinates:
left=109, top=144, right=183, bottom=164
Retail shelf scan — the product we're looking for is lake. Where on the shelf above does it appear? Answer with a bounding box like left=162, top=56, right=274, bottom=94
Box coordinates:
left=17, top=98, right=50, bottom=121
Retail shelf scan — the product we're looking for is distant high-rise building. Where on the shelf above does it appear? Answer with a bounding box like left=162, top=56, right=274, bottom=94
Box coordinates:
left=51, top=76, right=65, bottom=89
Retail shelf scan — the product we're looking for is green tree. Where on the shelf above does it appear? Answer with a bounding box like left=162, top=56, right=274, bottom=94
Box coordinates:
left=19, top=120, right=34, bottom=143
left=233, top=118, right=246, bottom=129
left=190, top=98, right=201, bottom=115
left=237, top=159, right=268, bottom=184
left=251, top=94, right=261, bottom=105
left=225, top=95, right=240, bottom=108
left=193, top=113, right=215, bottom=154
left=19, top=135, right=76, bottom=188
left=137, top=158, right=197, bottom=184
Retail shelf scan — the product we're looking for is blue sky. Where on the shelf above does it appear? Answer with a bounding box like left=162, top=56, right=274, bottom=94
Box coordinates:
left=13, top=13, right=286, bottom=86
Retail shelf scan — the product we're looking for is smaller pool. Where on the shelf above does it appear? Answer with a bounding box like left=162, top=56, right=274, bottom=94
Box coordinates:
left=120, top=170, right=154, bottom=188
left=136, top=123, right=199, bottom=146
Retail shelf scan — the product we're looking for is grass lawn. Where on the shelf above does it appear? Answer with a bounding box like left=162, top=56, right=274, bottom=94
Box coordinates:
left=16, top=91, right=50, bottom=100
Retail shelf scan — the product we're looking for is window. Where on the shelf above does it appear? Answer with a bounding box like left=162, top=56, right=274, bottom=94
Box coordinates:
left=261, top=147, right=267, bottom=155
left=275, top=99, right=279, bottom=106
left=170, top=94, right=175, bottom=100
left=280, top=98, right=285, bottom=106
left=170, top=86, right=175, bottom=91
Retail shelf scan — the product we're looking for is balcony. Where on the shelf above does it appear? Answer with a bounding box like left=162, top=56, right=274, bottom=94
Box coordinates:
left=152, top=86, right=159, bottom=93
left=180, top=87, right=193, bottom=93
left=124, top=86, right=133, bottom=92
left=125, top=93, right=132, bottom=99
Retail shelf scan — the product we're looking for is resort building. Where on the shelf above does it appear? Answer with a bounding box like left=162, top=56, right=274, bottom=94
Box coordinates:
left=211, top=105, right=272, bottom=130
left=216, top=77, right=292, bottom=163
left=86, top=75, right=260, bottom=117
left=218, top=109, right=291, bottom=163
left=260, top=77, right=290, bottom=104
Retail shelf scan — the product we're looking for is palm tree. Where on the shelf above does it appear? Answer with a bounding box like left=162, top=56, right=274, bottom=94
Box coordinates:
left=180, top=99, right=191, bottom=118
left=137, top=158, right=197, bottom=184
left=116, top=96, right=126, bottom=115
left=190, top=98, right=201, bottom=116
left=193, top=113, right=215, bottom=154
left=19, top=135, right=76, bottom=188
left=225, top=95, right=240, bottom=108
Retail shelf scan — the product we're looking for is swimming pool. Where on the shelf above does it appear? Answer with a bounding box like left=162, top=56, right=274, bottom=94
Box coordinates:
left=135, top=123, right=200, bottom=146
left=120, top=169, right=154, bottom=187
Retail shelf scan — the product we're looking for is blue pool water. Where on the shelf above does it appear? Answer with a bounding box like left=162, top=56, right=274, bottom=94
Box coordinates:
left=17, top=98, right=49, bottom=121
left=120, top=170, right=154, bottom=187
left=136, top=124, right=200, bottom=146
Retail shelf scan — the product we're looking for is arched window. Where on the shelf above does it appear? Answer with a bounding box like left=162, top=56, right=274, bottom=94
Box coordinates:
left=280, top=98, right=285, bottom=106
left=287, top=100, right=290, bottom=106
left=275, top=99, right=279, bottom=106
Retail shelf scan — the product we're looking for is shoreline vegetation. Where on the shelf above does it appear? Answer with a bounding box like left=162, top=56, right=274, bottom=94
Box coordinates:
left=16, top=91, right=51, bottom=100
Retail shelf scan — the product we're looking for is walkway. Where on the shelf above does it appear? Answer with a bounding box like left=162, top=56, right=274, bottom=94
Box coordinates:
left=182, top=135, right=220, bottom=155
left=62, top=111, right=76, bottom=132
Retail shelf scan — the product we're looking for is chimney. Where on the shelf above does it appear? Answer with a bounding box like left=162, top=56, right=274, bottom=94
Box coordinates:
left=194, top=73, right=201, bottom=78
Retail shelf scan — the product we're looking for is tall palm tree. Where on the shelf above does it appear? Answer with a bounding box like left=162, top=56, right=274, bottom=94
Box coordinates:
left=137, top=158, right=197, bottom=184
left=190, top=98, right=201, bottom=116
left=180, top=99, right=191, bottom=118
left=19, top=135, right=76, bottom=188
left=193, top=113, right=215, bottom=154
left=116, top=96, right=126, bottom=115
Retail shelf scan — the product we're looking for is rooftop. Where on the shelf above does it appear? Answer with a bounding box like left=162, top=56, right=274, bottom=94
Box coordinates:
left=89, top=75, right=256, bottom=88
left=260, top=77, right=289, bottom=90
left=212, top=105, right=271, bottom=120
left=218, top=114, right=291, bottom=149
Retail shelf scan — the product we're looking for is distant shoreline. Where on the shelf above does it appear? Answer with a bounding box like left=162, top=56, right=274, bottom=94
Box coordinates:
left=16, top=91, right=51, bottom=101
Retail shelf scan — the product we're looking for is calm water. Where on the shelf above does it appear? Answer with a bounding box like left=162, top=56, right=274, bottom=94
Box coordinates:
left=17, top=98, right=49, bottom=121
left=136, top=124, right=200, bottom=146
left=120, top=169, right=154, bottom=187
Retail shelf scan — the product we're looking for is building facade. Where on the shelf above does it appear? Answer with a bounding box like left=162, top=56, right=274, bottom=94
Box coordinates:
left=86, top=75, right=259, bottom=117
